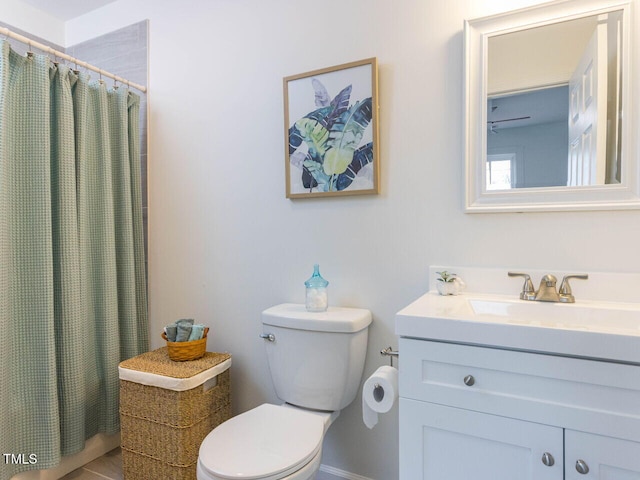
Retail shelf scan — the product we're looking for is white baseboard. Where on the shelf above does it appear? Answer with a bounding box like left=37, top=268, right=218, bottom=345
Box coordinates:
left=319, top=464, right=375, bottom=480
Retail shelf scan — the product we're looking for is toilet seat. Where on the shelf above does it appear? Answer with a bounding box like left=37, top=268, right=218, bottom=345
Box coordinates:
left=197, top=446, right=322, bottom=480
left=197, top=403, right=325, bottom=480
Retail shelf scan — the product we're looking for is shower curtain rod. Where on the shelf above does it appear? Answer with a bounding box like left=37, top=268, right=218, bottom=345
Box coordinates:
left=0, top=26, right=147, bottom=93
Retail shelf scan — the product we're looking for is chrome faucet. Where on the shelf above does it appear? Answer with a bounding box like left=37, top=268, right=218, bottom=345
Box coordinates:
left=508, top=272, right=588, bottom=303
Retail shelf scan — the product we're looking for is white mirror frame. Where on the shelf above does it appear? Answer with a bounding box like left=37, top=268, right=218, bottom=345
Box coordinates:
left=464, top=0, right=638, bottom=212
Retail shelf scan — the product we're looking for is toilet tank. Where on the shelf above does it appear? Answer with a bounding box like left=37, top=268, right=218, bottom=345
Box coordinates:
left=261, top=303, right=372, bottom=411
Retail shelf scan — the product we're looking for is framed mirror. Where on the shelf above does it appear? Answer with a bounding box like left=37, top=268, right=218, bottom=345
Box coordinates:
left=464, top=0, right=638, bottom=212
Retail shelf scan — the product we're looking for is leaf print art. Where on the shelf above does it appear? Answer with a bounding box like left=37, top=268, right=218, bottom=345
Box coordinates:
left=284, top=58, right=378, bottom=198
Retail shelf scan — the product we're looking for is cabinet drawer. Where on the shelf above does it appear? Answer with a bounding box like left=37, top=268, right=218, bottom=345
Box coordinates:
left=399, top=337, right=640, bottom=442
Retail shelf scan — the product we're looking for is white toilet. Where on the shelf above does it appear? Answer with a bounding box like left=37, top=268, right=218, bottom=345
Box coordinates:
left=196, top=303, right=372, bottom=480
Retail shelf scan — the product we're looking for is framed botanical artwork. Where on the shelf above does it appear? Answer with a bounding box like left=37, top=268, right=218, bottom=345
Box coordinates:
left=283, top=58, right=379, bottom=198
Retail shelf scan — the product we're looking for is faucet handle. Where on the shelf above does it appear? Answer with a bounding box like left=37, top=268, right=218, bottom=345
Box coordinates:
left=508, top=272, right=536, bottom=300
left=559, top=274, right=588, bottom=303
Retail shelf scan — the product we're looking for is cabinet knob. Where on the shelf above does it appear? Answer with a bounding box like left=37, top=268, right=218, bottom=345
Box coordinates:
left=463, top=375, right=475, bottom=386
left=541, top=452, right=555, bottom=467
left=575, top=459, right=589, bottom=474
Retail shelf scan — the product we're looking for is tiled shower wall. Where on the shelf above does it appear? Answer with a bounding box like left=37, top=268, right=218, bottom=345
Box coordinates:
left=0, top=20, right=149, bottom=275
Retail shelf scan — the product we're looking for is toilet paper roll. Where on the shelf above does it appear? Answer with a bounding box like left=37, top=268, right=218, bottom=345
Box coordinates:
left=362, top=365, right=398, bottom=429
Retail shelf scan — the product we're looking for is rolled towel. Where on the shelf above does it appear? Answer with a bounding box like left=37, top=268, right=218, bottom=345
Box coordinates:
left=165, top=325, right=177, bottom=342
left=176, top=323, right=192, bottom=342
left=177, top=318, right=194, bottom=326
left=188, top=324, right=205, bottom=341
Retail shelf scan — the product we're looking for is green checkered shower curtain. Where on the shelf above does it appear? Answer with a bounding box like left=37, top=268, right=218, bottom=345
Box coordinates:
left=0, top=40, right=148, bottom=479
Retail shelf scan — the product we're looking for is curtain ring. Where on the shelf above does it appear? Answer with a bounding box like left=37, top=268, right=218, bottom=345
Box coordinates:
left=27, top=41, right=33, bottom=58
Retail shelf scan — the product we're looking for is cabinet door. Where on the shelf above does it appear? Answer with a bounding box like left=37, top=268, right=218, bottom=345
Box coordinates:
left=566, top=430, right=640, bottom=479
left=399, top=398, right=563, bottom=480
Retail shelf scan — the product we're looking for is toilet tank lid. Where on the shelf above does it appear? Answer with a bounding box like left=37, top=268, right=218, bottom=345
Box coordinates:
left=262, top=303, right=372, bottom=333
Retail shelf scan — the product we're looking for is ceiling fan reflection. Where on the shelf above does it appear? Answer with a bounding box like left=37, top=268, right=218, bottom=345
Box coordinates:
left=487, top=115, right=531, bottom=133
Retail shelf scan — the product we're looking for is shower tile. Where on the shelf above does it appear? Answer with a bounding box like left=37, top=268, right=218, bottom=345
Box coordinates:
left=95, top=49, right=147, bottom=86
left=67, top=21, right=148, bottom=90
left=71, top=23, right=144, bottom=65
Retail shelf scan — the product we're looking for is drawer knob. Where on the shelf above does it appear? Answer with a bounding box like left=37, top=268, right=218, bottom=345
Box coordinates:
left=541, top=452, right=555, bottom=467
left=463, top=375, right=475, bottom=386
left=575, top=460, right=589, bottom=474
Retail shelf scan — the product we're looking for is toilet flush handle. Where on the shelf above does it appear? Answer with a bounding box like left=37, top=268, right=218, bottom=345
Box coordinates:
left=259, top=333, right=275, bottom=342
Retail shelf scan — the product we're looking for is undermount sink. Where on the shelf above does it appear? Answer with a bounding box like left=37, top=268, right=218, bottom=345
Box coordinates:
left=396, top=291, right=640, bottom=365
left=468, top=297, right=640, bottom=334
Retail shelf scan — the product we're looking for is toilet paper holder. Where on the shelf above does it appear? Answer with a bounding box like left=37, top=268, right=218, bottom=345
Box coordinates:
left=380, top=346, right=399, bottom=367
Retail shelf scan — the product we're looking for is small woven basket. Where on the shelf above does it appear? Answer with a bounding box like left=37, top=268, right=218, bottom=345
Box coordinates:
left=161, top=327, right=209, bottom=361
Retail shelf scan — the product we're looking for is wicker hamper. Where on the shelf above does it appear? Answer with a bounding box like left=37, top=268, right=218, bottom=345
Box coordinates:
left=118, top=347, right=231, bottom=480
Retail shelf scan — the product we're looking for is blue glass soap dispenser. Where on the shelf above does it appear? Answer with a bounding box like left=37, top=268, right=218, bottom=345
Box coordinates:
left=305, top=264, right=329, bottom=312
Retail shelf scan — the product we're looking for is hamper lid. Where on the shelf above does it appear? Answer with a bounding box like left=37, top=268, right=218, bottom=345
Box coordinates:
left=118, top=347, right=231, bottom=391
left=198, top=404, right=324, bottom=480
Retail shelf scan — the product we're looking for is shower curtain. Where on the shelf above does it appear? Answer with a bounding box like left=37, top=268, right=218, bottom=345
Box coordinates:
left=0, top=40, right=148, bottom=479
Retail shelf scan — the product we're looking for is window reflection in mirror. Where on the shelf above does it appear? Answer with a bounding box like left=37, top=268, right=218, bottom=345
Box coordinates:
left=486, top=153, right=515, bottom=190
left=486, top=10, right=623, bottom=191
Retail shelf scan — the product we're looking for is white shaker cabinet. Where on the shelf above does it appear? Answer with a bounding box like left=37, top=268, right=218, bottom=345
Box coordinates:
left=565, top=431, right=640, bottom=480
left=398, top=338, right=640, bottom=480
left=400, top=399, right=563, bottom=479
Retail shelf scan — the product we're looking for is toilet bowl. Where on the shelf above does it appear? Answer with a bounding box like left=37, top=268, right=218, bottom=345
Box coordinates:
left=197, top=403, right=338, bottom=480
left=197, top=304, right=372, bottom=480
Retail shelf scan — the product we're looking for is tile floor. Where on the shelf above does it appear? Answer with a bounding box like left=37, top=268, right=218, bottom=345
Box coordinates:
left=60, top=448, right=343, bottom=480
left=60, top=448, right=122, bottom=479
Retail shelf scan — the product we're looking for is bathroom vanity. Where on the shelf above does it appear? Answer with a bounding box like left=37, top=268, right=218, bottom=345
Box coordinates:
left=396, top=267, right=640, bottom=479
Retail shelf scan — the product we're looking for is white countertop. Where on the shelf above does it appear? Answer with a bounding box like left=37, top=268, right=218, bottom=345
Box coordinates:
left=396, top=268, right=640, bottom=364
